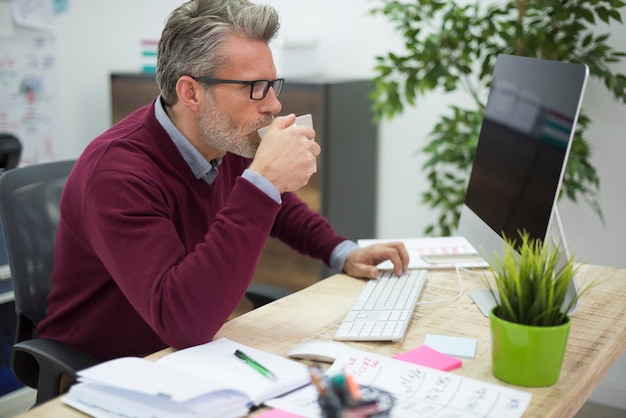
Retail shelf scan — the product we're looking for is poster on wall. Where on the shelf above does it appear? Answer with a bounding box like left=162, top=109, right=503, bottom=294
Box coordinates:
left=11, top=0, right=55, bottom=31
left=0, top=35, right=62, bottom=164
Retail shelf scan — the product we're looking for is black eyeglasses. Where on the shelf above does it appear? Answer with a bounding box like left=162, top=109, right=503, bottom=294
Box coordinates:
left=191, top=77, right=284, bottom=100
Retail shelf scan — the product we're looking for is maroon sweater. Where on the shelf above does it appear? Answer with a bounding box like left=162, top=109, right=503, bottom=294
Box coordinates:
left=37, top=104, right=346, bottom=360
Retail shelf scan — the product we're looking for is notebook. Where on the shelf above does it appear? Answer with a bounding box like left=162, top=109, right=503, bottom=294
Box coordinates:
left=357, top=236, right=489, bottom=269
left=63, top=338, right=311, bottom=418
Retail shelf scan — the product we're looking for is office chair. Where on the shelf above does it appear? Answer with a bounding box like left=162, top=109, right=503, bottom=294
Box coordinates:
left=0, top=159, right=100, bottom=406
left=246, top=283, right=291, bottom=308
left=0, top=159, right=288, bottom=405
left=0, top=133, right=21, bottom=171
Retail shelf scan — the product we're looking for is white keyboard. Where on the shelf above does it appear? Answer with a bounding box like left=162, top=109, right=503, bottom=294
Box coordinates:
left=333, top=269, right=428, bottom=342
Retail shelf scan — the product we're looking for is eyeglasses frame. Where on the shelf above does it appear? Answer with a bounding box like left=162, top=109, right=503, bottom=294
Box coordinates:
left=191, top=76, right=285, bottom=100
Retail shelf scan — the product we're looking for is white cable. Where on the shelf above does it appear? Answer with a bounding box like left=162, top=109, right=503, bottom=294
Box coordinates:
left=416, top=265, right=465, bottom=306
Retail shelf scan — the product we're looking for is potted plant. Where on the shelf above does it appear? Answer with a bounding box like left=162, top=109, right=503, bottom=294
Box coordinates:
left=485, top=231, right=583, bottom=387
left=369, top=0, right=626, bottom=236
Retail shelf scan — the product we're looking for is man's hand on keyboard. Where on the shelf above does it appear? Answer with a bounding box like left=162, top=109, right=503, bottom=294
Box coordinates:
left=343, top=242, right=409, bottom=279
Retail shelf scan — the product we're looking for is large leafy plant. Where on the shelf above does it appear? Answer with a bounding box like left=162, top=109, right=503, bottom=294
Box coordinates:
left=370, top=0, right=626, bottom=236
left=486, top=231, right=582, bottom=326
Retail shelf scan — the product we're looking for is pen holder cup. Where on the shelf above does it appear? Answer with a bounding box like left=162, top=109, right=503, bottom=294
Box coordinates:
left=318, top=386, right=394, bottom=418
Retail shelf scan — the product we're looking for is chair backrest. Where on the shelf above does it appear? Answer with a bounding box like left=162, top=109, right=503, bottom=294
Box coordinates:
left=0, top=133, right=22, bottom=171
left=0, top=160, right=75, bottom=344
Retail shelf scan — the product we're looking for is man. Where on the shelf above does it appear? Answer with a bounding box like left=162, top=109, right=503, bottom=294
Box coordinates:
left=38, top=0, right=409, bottom=360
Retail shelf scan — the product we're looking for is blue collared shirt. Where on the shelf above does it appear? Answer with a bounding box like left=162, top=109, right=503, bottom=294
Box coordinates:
left=153, top=97, right=356, bottom=272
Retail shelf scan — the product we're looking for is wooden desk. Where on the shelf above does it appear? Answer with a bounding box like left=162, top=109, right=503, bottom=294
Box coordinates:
left=17, top=264, right=626, bottom=417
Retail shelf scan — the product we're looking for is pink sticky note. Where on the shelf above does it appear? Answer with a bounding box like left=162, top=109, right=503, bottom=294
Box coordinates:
left=393, top=345, right=462, bottom=371
left=256, top=408, right=304, bottom=418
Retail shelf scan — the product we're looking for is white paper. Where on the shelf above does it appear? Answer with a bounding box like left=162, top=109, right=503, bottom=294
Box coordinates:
left=73, top=357, right=220, bottom=402
left=267, top=347, right=532, bottom=418
left=0, top=35, right=63, bottom=164
left=12, top=0, right=55, bottom=31
left=157, top=338, right=310, bottom=405
left=357, top=236, right=489, bottom=270
left=64, top=381, right=249, bottom=418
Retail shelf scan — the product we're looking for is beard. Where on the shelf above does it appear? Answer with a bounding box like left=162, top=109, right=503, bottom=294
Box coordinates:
left=197, top=95, right=272, bottom=159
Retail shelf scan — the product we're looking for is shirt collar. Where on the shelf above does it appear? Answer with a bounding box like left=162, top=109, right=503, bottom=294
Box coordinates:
left=154, top=96, right=221, bottom=184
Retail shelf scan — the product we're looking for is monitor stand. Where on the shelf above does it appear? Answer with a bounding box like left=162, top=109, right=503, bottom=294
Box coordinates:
left=550, top=206, right=579, bottom=314
left=469, top=207, right=579, bottom=317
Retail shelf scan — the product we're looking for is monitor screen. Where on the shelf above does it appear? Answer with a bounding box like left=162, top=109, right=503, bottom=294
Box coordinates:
left=458, top=54, right=588, bottom=312
left=459, top=54, right=588, bottom=254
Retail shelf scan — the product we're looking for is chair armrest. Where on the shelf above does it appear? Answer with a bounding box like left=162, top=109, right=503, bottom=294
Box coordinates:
left=12, top=338, right=101, bottom=405
left=245, top=284, right=292, bottom=309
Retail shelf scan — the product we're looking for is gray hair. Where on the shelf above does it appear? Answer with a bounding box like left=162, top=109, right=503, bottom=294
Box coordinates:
left=156, top=0, right=281, bottom=105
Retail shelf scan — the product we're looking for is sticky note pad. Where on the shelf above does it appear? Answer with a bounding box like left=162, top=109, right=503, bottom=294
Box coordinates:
left=393, top=345, right=462, bottom=371
left=423, top=334, right=477, bottom=359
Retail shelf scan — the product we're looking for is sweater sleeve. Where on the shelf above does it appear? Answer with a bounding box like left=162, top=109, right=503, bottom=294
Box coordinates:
left=270, top=191, right=348, bottom=266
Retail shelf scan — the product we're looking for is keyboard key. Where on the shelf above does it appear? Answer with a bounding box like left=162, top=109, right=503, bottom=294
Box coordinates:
left=334, top=269, right=427, bottom=341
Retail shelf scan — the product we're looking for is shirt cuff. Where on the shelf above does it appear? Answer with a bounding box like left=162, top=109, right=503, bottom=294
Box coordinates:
left=330, top=240, right=359, bottom=272
left=242, top=169, right=281, bottom=203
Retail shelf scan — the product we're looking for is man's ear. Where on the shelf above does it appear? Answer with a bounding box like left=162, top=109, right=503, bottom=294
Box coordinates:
left=175, top=76, right=202, bottom=112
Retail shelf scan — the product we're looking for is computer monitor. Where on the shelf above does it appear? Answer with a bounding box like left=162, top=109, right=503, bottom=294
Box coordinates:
left=458, top=54, right=589, bottom=314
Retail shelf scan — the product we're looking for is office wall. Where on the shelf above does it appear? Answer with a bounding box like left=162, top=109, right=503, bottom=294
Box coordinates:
left=1, top=0, right=624, bottom=409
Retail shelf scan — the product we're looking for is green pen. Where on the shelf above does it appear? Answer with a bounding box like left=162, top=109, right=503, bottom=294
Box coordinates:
left=234, top=349, right=278, bottom=381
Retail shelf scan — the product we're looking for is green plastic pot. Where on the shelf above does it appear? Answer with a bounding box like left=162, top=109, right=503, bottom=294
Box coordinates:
left=489, top=306, right=571, bottom=387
